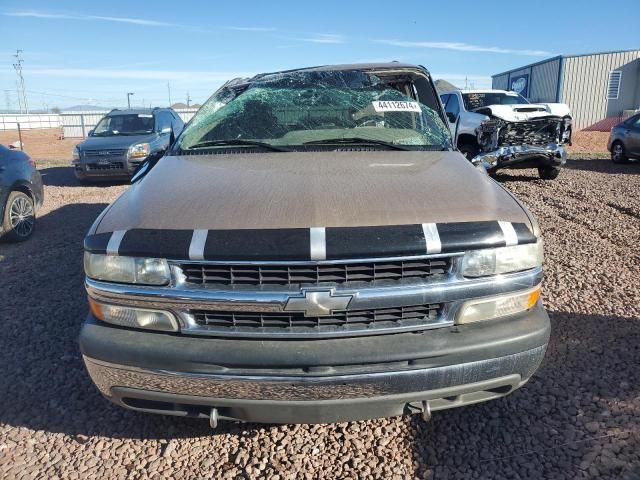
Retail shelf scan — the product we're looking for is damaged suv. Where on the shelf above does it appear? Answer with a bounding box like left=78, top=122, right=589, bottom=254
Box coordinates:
left=79, top=64, right=550, bottom=425
left=440, top=89, right=572, bottom=179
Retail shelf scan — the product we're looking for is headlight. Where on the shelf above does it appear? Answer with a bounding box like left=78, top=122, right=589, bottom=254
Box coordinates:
left=72, top=146, right=80, bottom=161
left=461, top=242, right=543, bottom=278
left=128, top=143, right=150, bottom=159
left=89, top=298, right=178, bottom=332
left=457, top=286, right=541, bottom=324
left=84, top=253, right=170, bottom=285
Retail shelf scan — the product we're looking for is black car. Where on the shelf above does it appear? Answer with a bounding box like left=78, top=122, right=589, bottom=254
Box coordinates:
left=72, top=107, right=184, bottom=182
left=608, top=113, right=640, bottom=163
left=0, top=145, right=44, bottom=242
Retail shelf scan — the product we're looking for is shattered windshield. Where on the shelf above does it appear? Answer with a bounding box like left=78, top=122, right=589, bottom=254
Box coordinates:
left=93, top=114, right=155, bottom=136
left=462, top=92, right=530, bottom=111
left=177, top=70, right=451, bottom=151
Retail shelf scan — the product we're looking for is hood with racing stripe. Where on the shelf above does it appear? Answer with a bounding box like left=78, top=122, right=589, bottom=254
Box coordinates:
left=85, top=150, right=538, bottom=261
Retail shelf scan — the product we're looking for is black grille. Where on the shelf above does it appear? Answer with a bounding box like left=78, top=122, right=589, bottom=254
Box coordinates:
left=180, top=258, right=450, bottom=287
left=191, top=303, right=444, bottom=336
left=84, top=149, right=127, bottom=158
left=86, top=162, right=124, bottom=171
left=499, top=118, right=562, bottom=146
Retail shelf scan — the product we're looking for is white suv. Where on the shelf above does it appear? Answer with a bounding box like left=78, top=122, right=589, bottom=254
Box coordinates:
left=439, top=89, right=572, bottom=180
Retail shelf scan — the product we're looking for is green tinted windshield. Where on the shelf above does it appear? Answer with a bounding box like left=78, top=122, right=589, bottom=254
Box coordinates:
left=178, top=70, right=451, bottom=151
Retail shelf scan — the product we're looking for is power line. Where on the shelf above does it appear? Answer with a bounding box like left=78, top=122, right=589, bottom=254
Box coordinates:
left=12, top=49, right=28, bottom=114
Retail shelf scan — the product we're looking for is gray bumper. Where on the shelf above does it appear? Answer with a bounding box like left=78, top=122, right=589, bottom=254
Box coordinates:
left=80, top=304, right=550, bottom=424
left=84, top=345, right=546, bottom=424
left=474, top=144, right=567, bottom=171
left=73, top=159, right=136, bottom=179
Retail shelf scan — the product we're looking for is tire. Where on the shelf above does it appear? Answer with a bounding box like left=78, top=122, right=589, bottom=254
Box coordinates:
left=458, top=143, right=479, bottom=161
left=611, top=141, right=630, bottom=164
left=538, top=166, right=561, bottom=180
left=1, top=191, right=36, bottom=242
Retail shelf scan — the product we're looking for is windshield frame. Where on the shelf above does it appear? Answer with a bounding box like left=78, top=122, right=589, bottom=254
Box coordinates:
left=173, top=66, right=452, bottom=154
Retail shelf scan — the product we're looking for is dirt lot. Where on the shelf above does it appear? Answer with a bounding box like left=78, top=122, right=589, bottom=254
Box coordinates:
left=0, top=158, right=639, bottom=479
left=0, top=128, right=77, bottom=163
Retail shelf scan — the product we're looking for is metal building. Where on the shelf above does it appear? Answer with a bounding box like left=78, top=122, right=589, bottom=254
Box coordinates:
left=492, top=49, right=640, bottom=130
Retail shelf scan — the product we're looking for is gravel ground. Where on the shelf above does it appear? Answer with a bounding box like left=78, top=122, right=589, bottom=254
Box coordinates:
left=1, top=158, right=639, bottom=480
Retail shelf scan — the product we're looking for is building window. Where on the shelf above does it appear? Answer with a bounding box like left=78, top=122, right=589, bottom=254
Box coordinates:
left=607, top=71, right=622, bottom=100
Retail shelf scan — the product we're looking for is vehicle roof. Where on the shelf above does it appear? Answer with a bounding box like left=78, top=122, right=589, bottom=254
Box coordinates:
left=253, top=62, right=430, bottom=78
left=106, top=107, right=171, bottom=116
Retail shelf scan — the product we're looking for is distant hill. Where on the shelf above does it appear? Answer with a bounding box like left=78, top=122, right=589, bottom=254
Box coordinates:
left=63, top=105, right=112, bottom=112
left=434, top=79, right=459, bottom=92
left=171, top=102, right=201, bottom=110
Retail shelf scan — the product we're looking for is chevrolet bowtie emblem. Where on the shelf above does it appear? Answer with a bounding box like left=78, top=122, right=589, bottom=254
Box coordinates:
left=283, top=289, right=353, bottom=317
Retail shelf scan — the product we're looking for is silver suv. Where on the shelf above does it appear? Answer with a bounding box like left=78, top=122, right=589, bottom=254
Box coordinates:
left=72, top=107, right=184, bottom=182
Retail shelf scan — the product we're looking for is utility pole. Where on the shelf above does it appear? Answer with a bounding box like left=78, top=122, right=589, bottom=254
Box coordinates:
left=16, top=81, right=23, bottom=113
left=167, top=82, right=172, bottom=107
left=4, top=90, right=11, bottom=112
left=12, top=49, right=28, bottom=114
left=186, top=92, right=191, bottom=108
left=127, top=92, right=134, bottom=109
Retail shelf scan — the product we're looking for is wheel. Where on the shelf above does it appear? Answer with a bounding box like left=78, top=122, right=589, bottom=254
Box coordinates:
left=2, top=191, right=36, bottom=242
left=611, top=142, right=629, bottom=164
left=538, top=166, right=561, bottom=180
left=458, top=143, right=479, bottom=161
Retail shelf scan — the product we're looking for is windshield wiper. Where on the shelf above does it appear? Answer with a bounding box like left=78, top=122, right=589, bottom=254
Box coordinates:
left=301, top=137, right=415, bottom=151
left=186, top=139, right=291, bottom=152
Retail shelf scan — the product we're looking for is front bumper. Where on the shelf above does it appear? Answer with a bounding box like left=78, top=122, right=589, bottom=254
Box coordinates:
left=474, top=144, right=567, bottom=172
left=73, top=158, right=143, bottom=179
left=80, top=304, right=550, bottom=424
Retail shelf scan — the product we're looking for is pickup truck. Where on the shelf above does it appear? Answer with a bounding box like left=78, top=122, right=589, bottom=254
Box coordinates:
left=439, top=89, right=572, bottom=179
left=79, top=63, right=550, bottom=426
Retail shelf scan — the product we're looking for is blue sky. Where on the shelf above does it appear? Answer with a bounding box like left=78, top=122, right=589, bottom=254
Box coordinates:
left=0, top=0, right=638, bottom=110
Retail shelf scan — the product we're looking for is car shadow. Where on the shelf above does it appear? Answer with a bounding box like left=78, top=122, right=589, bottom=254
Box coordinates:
left=0, top=201, right=249, bottom=440
left=563, top=157, right=640, bottom=175
left=492, top=170, right=542, bottom=183
left=39, top=166, right=131, bottom=188
left=1, top=203, right=640, bottom=453
left=2, top=203, right=639, bottom=463
left=408, top=309, right=640, bottom=479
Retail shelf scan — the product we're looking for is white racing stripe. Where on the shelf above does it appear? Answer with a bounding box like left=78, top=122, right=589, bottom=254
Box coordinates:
left=498, top=221, right=518, bottom=246
left=106, top=230, right=126, bottom=255
left=421, top=223, right=442, bottom=254
left=309, top=227, right=327, bottom=261
left=189, top=229, right=208, bottom=260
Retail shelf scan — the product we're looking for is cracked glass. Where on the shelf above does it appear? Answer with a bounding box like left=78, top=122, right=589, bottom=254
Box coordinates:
left=178, top=70, right=451, bottom=151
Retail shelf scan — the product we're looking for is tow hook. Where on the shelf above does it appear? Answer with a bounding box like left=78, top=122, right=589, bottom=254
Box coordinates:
left=421, top=401, right=432, bottom=422
left=209, top=408, right=219, bottom=429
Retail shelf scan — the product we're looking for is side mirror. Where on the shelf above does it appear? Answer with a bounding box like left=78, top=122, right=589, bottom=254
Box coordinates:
left=87, top=129, right=94, bottom=137
left=446, top=112, right=458, bottom=123
left=160, top=127, right=172, bottom=134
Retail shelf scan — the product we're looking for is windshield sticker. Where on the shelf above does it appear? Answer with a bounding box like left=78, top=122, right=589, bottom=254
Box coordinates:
left=138, top=114, right=153, bottom=118
left=372, top=101, right=421, bottom=113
